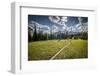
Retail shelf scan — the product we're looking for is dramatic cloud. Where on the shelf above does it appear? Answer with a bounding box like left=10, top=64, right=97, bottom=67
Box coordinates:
left=78, top=17, right=83, bottom=24
left=51, top=25, right=58, bottom=33
left=49, top=16, right=68, bottom=32
left=49, top=16, right=60, bottom=23
left=61, top=17, right=68, bottom=22
left=77, top=17, right=88, bottom=32
left=29, top=20, right=50, bottom=34
left=29, top=16, right=88, bottom=34
left=61, top=17, right=68, bottom=30
left=49, top=16, right=68, bottom=25
left=81, top=22, right=88, bottom=32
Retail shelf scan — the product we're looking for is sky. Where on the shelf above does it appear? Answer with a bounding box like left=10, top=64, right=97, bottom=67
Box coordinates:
left=28, top=15, right=88, bottom=34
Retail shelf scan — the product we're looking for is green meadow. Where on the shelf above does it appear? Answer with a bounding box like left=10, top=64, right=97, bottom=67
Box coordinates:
left=28, top=39, right=88, bottom=60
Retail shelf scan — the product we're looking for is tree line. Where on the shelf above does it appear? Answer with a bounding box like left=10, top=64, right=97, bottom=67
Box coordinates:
left=28, top=25, right=88, bottom=42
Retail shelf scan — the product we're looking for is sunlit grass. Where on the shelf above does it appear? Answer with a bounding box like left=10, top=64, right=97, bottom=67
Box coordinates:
left=28, top=39, right=88, bottom=60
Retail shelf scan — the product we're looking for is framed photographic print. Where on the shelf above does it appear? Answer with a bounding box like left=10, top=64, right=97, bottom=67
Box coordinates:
left=11, top=2, right=96, bottom=74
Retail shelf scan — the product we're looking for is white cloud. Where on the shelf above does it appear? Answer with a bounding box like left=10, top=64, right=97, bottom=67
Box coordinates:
left=49, top=16, right=60, bottom=23
left=81, top=23, right=88, bottom=32
left=49, top=16, right=68, bottom=32
left=49, top=16, right=64, bottom=27
left=77, top=17, right=88, bottom=32
left=51, top=25, right=59, bottom=33
left=78, top=17, right=82, bottom=24
left=29, top=20, right=50, bottom=34
left=74, top=22, right=88, bottom=32
left=61, top=17, right=68, bottom=22
left=29, top=17, right=88, bottom=34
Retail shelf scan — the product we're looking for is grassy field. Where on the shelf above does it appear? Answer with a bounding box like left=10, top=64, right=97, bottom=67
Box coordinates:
left=28, top=39, right=88, bottom=61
